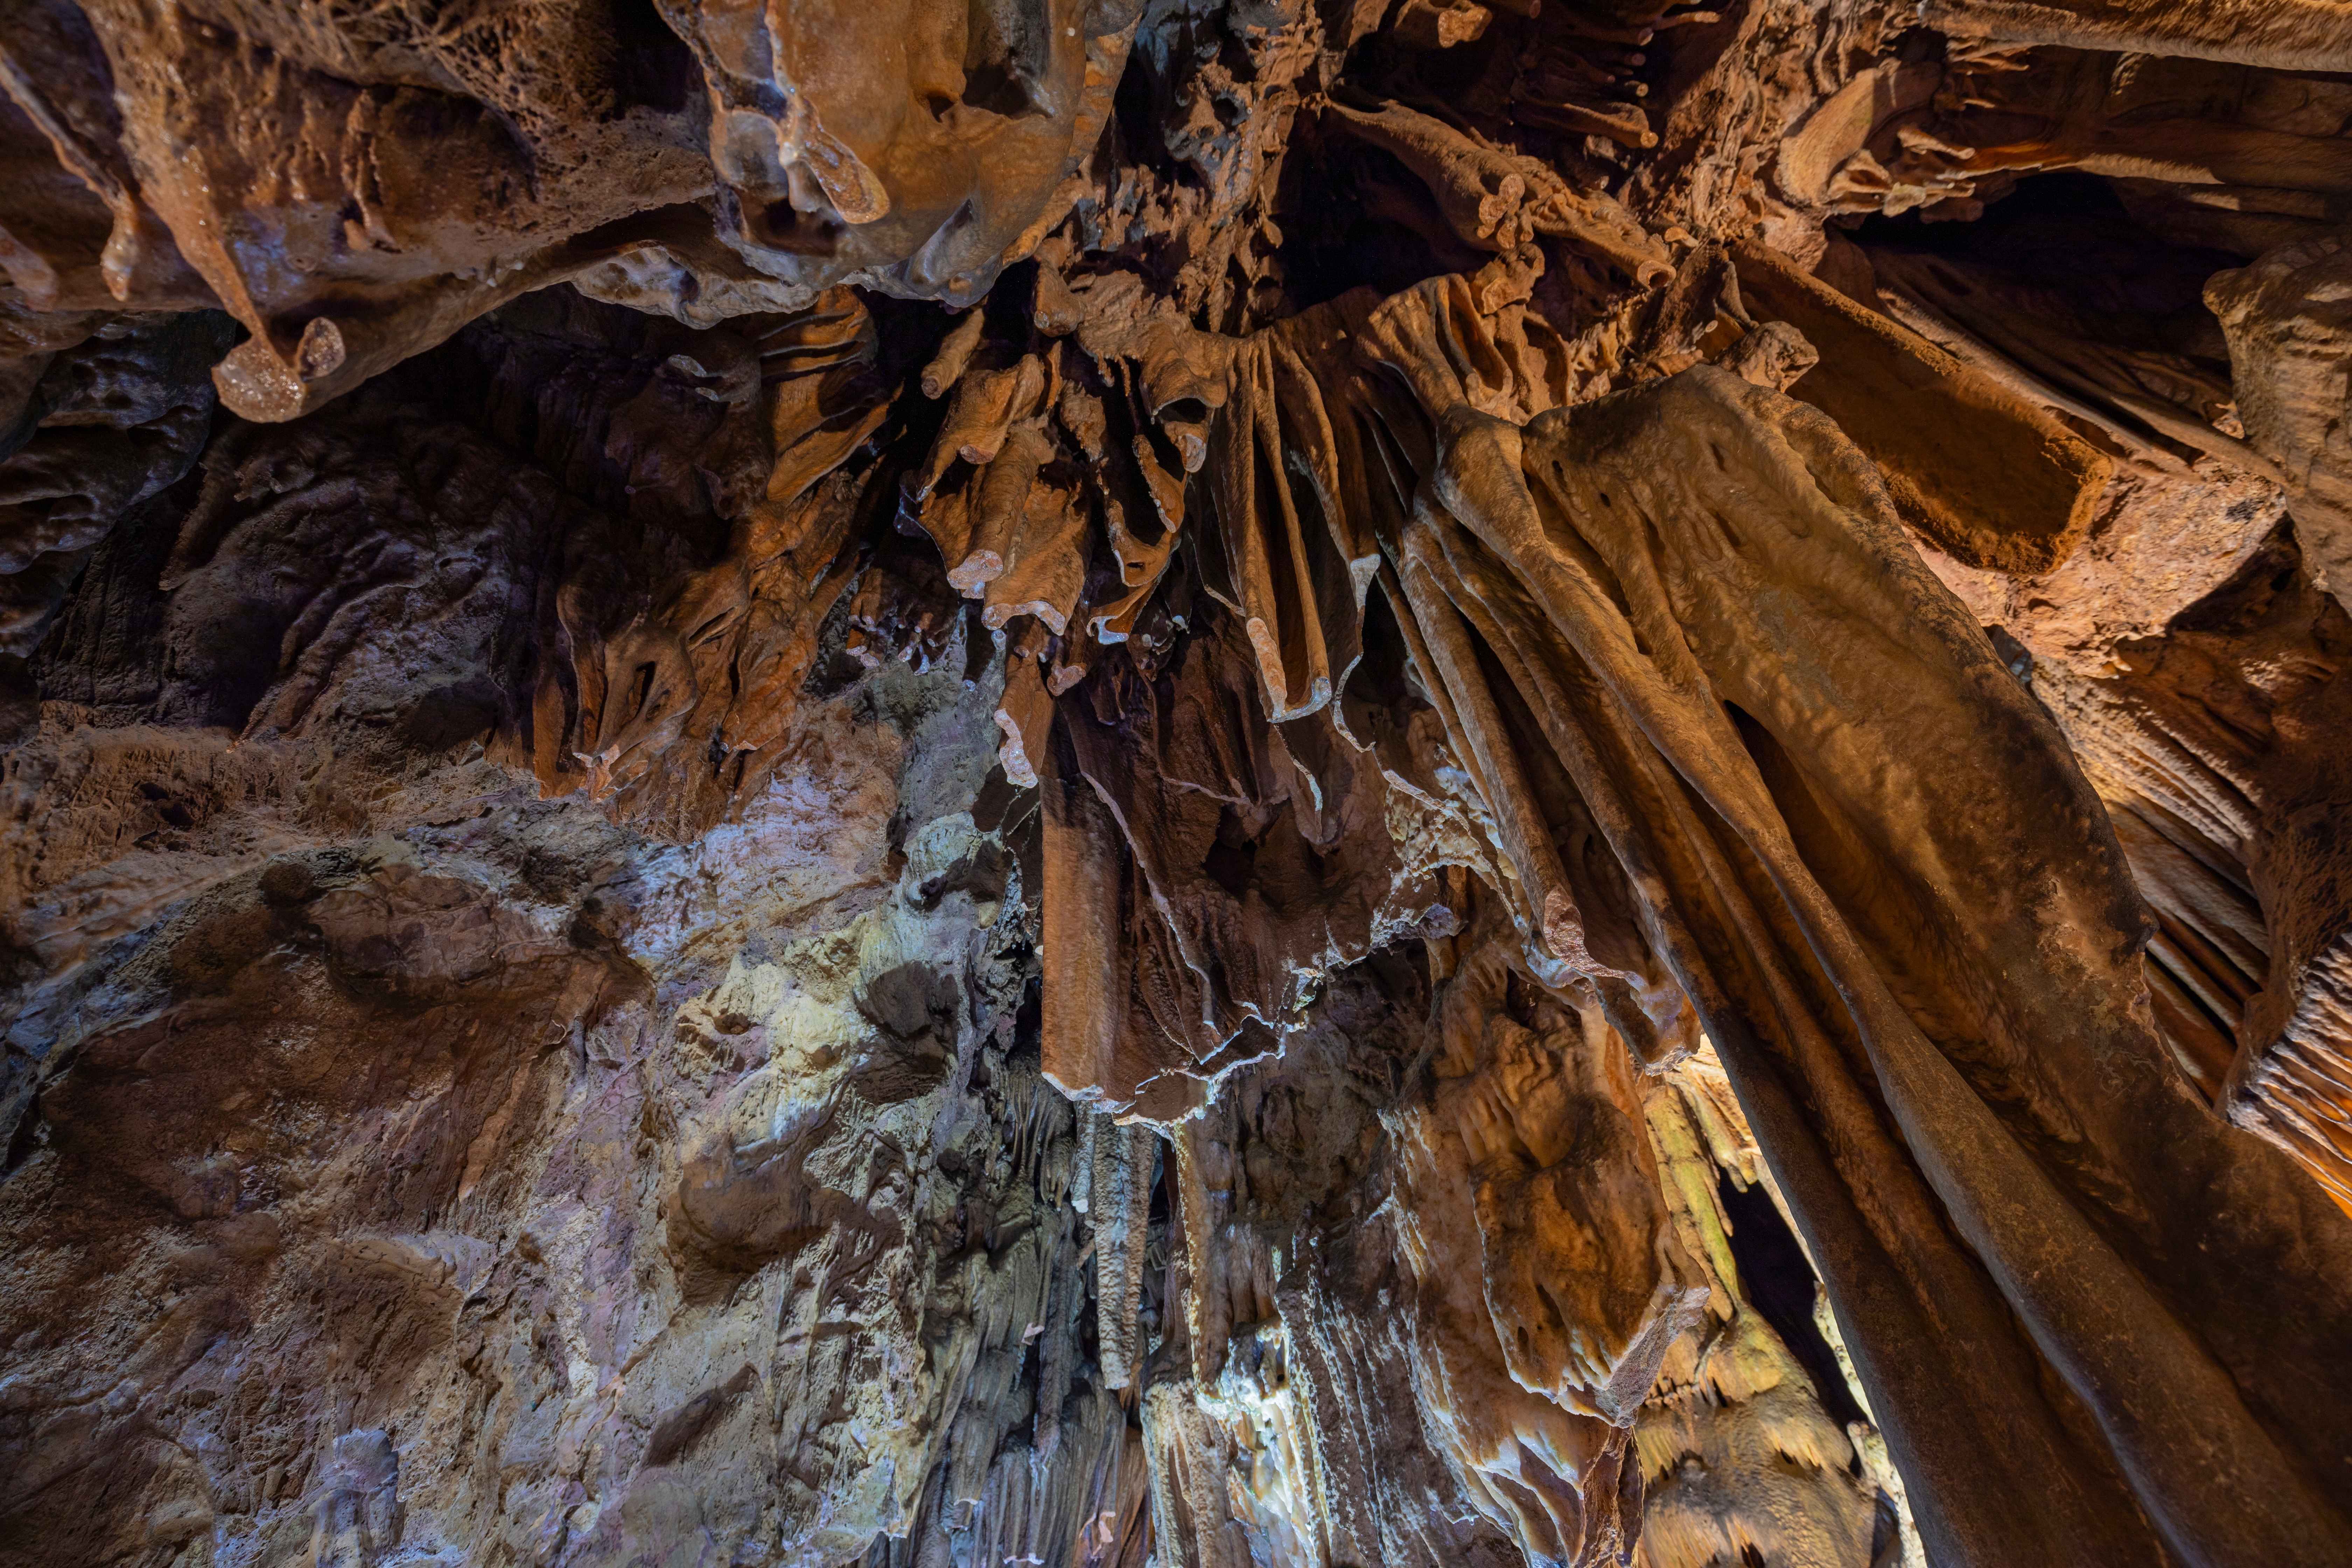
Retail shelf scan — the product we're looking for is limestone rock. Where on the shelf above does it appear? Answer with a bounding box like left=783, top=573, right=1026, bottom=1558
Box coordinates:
left=5, top=2, right=2352, bottom=1566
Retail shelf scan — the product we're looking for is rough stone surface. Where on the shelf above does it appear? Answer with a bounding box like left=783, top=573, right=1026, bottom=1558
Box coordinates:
left=4, top=3, right=2352, bottom=1567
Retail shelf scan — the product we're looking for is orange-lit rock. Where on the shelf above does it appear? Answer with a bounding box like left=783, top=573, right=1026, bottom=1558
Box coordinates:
left=5, top=4, right=2352, bottom=1566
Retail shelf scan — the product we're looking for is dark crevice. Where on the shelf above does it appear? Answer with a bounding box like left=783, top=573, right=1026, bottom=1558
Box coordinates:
left=1718, top=1169, right=1869, bottom=1430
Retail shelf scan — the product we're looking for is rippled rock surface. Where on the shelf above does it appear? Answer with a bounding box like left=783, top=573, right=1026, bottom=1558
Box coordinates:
left=4, top=3, right=2352, bottom=1566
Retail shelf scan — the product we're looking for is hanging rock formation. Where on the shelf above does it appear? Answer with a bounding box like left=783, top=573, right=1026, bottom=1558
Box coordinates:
left=4, top=3, right=2352, bottom=1567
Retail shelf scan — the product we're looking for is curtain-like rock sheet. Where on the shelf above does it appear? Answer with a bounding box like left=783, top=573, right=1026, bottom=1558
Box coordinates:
left=1429, top=366, right=2352, bottom=1565
left=1202, top=274, right=2352, bottom=1562
left=7, top=0, right=2352, bottom=1558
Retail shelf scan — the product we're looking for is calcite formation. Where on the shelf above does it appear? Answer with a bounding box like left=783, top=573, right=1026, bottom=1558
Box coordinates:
left=3, top=2, right=2351, bottom=1566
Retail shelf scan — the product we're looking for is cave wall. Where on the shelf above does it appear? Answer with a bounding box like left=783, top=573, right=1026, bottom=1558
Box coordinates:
left=3, top=2, right=2351, bottom=1567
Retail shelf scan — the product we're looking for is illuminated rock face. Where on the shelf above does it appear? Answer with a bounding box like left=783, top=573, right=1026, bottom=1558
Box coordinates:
left=3, top=4, right=2352, bottom=1567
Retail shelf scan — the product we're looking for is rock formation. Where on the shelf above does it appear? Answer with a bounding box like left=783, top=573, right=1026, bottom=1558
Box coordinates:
left=3, top=2, right=2350, bottom=1566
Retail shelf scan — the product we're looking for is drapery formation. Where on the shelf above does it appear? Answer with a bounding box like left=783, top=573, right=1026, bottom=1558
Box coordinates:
left=7, top=2, right=2352, bottom=1563
left=1026, top=249, right=2352, bottom=1563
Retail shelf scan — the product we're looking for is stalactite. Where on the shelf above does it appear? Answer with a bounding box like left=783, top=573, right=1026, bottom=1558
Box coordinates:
left=4, top=2, right=2352, bottom=1566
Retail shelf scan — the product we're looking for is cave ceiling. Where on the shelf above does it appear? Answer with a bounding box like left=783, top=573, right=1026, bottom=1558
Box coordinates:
left=2, top=1, right=2352, bottom=1566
